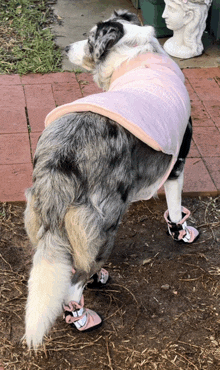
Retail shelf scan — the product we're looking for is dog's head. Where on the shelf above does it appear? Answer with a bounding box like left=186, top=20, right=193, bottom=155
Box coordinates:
left=86, top=20, right=125, bottom=64
left=66, top=10, right=165, bottom=90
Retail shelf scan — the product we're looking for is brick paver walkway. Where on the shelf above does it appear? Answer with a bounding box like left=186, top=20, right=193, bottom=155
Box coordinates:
left=0, top=68, right=220, bottom=202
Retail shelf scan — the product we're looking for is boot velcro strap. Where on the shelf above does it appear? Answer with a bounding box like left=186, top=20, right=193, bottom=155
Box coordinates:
left=168, top=223, right=186, bottom=241
left=64, top=307, right=86, bottom=324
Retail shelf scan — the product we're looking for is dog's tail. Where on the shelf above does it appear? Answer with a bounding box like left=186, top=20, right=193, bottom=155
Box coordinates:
left=25, top=233, right=72, bottom=349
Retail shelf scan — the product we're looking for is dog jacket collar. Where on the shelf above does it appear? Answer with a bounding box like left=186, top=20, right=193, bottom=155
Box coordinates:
left=45, top=53, right=190, bottom=191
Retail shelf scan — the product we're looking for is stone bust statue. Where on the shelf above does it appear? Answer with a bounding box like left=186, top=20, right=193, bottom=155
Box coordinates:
left=162, top=0, right=212, bottom=59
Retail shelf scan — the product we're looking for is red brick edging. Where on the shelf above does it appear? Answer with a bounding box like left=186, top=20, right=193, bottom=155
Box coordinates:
left=0, top=68, right=220, bottom=202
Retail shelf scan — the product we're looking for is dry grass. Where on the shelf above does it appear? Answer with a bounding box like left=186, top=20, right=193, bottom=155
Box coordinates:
left=0, top=197, right=220, bottom=369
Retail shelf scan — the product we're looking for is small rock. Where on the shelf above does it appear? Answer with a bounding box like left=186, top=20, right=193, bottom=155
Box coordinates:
left=214, top=348, right=220, bottom=361
left=142, top=258, right=152, bottom=265
left=161, top=284, right=170, bottom=290
left=139, top=215, right=148, bottom=222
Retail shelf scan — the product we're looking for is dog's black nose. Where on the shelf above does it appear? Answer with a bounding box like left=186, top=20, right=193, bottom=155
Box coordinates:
left=65, top=45, right=70, bottom=53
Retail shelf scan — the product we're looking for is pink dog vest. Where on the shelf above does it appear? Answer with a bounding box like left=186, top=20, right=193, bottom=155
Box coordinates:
left=45, top=53, right=190, bottom=194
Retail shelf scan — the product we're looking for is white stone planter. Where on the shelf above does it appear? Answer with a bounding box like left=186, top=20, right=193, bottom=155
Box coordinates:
left=162, top=0, right=212, bottom=59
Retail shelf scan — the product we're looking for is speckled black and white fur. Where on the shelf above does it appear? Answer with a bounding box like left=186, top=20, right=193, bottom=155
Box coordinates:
left=24, top=10, right=193, bottom=349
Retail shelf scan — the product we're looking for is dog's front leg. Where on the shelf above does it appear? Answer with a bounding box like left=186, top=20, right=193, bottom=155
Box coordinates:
left=164, top=171, right=199, bottom=242
left=164, top=171, right=184, bottom=223
left=25, top=240, right=72, bottom=349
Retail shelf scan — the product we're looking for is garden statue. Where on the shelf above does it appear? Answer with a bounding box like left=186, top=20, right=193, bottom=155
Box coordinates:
left=162, top=0, right=212, bottom=59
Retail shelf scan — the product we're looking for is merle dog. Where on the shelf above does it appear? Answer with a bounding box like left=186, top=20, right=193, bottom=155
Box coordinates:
left=24, top=10, right=198, bottom=348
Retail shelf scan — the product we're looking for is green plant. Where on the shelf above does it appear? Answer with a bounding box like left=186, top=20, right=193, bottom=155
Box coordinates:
left=0, top=0, right=62, bottom=74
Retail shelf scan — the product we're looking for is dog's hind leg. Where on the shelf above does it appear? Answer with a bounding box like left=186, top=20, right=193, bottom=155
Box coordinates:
left=25, top=234, right=73, bottom=349
left=63, top=269, right=103, bottom=332
left=63, top=200, right=124, bottom=331
left=24, top=189, right=41, bottom=247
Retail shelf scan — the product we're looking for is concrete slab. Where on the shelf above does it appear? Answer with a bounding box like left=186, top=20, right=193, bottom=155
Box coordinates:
left=51, top=0, right=220, bottom=71
left=160, top=34, right=220, bottom=69
left=51, top=0, right=140, bottom=70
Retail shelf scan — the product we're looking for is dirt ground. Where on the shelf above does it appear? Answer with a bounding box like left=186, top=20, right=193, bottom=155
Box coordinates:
left=0, top=196, right=220, bottom=370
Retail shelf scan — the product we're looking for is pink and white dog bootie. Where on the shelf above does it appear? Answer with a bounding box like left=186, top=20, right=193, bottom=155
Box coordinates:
left=63, top=295, right=102, bottom=331
left=87, top=267, right=109, bottom=288
left=164, top=206, right=199, bottom=243
left=64, top=268, right=109, bottom=331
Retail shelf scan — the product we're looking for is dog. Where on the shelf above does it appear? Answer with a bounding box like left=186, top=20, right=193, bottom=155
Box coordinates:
left=24, top=10, right=199, bottom=349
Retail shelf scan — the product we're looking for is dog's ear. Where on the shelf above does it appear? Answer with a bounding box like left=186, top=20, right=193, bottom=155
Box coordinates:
left=92, top=21, right=124, bottom=61
left=113, top=10, right=141, bottom=26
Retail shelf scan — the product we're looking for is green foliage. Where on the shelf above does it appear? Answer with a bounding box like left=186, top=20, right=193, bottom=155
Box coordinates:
left=0, top=0, right=62, bottom=74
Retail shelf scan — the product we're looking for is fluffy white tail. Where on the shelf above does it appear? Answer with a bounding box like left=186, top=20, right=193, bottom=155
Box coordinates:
left=25, top=235, right=72, bottom=349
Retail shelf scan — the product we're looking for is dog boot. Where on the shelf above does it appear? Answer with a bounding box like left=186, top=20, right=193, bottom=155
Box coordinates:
left=164, top=207, right=199, bottom=243
left=87, top=268, right=109, bottom=288
left=63, top=295, right=102, bottom=331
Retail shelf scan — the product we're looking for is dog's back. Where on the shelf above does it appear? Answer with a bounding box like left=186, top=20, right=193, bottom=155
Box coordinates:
left=27, top=111, right=172, bottom=247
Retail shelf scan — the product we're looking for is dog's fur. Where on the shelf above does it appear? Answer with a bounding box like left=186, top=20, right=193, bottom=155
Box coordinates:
left=24, top=10, right=193, bottom=349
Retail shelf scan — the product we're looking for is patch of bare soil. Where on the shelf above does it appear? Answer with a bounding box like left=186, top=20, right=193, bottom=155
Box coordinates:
left=0, top=196, right=220, bottom=370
